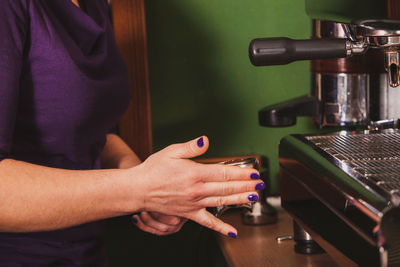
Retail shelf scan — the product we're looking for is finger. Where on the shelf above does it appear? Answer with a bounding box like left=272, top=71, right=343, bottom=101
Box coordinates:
left=138, top=212, right=173, bottom=232
left=200, top=192, right=259, bottom=207
left=140, top=212, right=187, bottom=233
left=149, top=212, right=184, bottom=226
left=191, top=209, right=237, bottom=238
left=201, top=180, right=265, bottom=197
left=198, top=164, right=260, bottom=182
left=132, top=215, right=177, bottom=236
left=166, top=136, right=209, bottom=159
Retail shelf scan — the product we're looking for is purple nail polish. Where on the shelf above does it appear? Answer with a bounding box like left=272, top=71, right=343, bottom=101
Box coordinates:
left=255, top=182, right=265, bottom=191
left=250, top=173, right=260, bottom=180
left=197, top=137, right=204, bottom=148
left=131, top=216, right=138, bottom=224
left=228, top=232, right=237, bottom=238
left=248, top=194, right=258, bottom=202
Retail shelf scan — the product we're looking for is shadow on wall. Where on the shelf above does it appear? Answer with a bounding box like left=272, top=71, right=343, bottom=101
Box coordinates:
left=106, top=216, right=227, bottom=267
left=106, top=2, right=229, bottom=267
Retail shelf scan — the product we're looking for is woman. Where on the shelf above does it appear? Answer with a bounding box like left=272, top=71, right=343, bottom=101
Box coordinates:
left=0, top=0, right=262, bottom=265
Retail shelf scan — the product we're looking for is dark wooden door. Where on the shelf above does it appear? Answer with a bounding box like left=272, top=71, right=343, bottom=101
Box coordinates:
left=111, top=0, right=152, bottom=160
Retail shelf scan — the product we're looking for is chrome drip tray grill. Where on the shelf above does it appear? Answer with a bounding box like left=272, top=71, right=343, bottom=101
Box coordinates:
left=305, top=131, right=400, bottom=199
left=280, top=131, right=400, bottom=266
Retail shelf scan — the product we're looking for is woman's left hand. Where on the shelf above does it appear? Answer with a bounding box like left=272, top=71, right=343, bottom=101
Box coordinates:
left=131, top=211, right=187, bottom=236
left=101, top=134, right=187, bottom=236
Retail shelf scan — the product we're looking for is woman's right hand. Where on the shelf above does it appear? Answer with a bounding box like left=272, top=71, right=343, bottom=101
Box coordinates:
left=129, top=136, right=263, bottom=238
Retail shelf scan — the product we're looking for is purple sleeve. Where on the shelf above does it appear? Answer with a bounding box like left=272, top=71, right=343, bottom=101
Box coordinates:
left=108, top=126, right=118, bottom=135
left=0, top=0, right=28, bottom=160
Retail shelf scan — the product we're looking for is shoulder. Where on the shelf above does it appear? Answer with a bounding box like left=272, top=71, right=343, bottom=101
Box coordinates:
left=0, top=0, right=29, bottom=20
left=0, top=0, right=30, bottom=55
left=0, top=0, right=29, bottom=10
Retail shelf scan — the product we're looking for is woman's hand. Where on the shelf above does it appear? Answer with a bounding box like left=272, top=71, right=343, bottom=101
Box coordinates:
left=131, top=212, right=187, bottom=236
left=131, top=136, right=262, bottom=238
left=101, top=134, right=187, bottom=236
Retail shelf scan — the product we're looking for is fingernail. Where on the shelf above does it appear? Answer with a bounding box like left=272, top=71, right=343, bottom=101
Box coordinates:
left=131, top=216, right=138, bottom=224
left=255, top=182, right=265, bottom=191
left=228, top=232, right=237, bottom=238
left=248, top=194, right=258, bottom=202
left=250, top=173, right=260, bottom=180
left=197, top=137, right=204, bottom=148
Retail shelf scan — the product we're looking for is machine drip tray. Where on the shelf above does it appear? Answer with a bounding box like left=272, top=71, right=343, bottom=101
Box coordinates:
left=284, top=199, right=379, bottom=266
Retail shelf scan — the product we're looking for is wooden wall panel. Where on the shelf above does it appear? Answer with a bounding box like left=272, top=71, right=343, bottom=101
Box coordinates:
left=111, top=0, right=153, bottom=160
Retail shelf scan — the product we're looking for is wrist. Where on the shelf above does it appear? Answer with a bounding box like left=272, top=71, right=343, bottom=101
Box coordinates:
left=113, top=165, right=146, bottom=215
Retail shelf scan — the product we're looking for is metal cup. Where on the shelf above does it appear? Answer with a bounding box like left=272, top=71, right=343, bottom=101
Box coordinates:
left=206, top=157, right=258, bottom=217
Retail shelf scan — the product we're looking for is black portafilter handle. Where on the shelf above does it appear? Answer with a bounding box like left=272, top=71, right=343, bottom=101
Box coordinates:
left=249, top=37, right=348, bottom=66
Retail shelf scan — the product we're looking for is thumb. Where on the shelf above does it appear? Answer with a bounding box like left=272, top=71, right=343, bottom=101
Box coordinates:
left=169, top=136, right=209, bottom=159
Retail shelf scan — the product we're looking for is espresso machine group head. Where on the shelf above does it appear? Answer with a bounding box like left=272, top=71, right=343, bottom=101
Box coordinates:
left=250, top=19, right=400, bottom=129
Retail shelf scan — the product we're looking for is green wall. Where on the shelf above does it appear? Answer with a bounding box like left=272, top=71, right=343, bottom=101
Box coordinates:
left=147, top=0, right=315, bottom=194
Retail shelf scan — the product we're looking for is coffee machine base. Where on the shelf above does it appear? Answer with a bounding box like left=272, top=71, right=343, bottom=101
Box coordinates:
left=282, top=180, right=379, bottom=266
left=279, top=130, right=400, bottom=267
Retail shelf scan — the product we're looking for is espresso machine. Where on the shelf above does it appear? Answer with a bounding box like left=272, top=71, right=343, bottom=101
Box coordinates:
left=249, top=1, right=400, bottom=266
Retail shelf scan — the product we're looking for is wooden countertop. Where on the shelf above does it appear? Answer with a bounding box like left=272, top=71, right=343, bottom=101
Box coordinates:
left=217, top=205, right=340, bottom=267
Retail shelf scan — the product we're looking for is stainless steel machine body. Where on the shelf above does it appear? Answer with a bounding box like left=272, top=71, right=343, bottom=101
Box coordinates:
left=248, top=3, right=400, bottom=266
left=312, top=20, right=400, bottom=127
left=251, top=19, right=400, bottom=129
left=279, top=130, right=400, bottom=266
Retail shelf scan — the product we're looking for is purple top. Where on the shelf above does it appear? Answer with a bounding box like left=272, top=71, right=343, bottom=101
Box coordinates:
left=0, top=0, right=130, bottom=264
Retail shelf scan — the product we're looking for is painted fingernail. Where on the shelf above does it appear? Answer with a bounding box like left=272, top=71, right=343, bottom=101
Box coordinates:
left=248, top=194, right=259, bottom=202
left=131, top=216, right=138, bottom=224
left=228, top=232, right=237, bottom=238
left=255, top=182, right=265, bottom=191
left=250, top=173, right=260, bottom=180
left=197, top=137, right=204, bottom=148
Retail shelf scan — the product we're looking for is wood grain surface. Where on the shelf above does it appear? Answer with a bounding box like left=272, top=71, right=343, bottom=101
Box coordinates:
left=217, top=208, right=340, bottom=267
